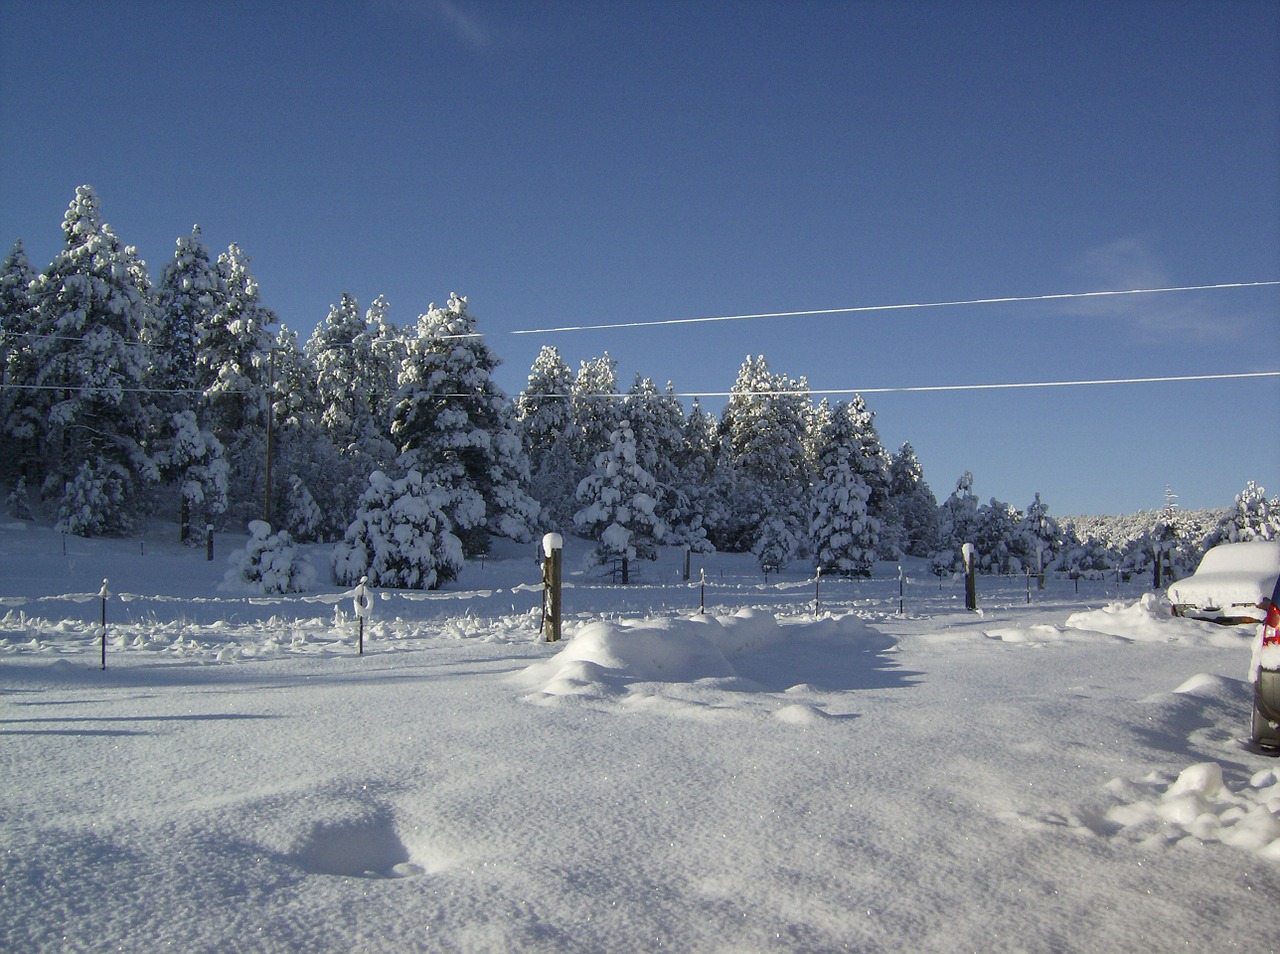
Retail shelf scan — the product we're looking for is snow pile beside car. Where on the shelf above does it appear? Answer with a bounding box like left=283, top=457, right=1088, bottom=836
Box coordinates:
left=1066, top=593, right=1248, bottom=646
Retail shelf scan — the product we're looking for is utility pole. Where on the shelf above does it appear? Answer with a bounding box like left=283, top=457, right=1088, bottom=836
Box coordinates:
left=264, top=348, right=275, bottom=526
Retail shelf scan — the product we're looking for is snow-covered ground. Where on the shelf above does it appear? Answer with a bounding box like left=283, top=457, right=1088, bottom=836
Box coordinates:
left=2, top=519, right=1277, bottom=952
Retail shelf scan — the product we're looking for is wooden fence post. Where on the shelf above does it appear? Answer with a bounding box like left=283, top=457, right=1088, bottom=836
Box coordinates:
left=542, top=533, right=563, bottom=642
left=962, top=543, right=978, bottom=611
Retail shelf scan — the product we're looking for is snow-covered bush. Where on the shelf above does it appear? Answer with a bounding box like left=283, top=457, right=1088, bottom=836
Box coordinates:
left=6, top=478, right=33, bottom=520
left=55, top=458, right=132, bottom=537
left=754, top=513, right=800, bottom=574
left=285, top=475, right=323, bottom=543
left=333, top=470, right=463, bottom=590
left=1060, top=533, right=1113, bottom=581
left=225, top=520, right=315, bottom=594
left=1217, top=481, right=1279, bottom=544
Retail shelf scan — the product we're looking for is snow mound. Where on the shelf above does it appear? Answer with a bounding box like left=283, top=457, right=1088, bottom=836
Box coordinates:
left=1104, top=764, right=1280, bottom=859
left=514, top=609, right=884, bottom=712
left=516, top=612, right=769, bottom=692
left=773, top=703, right=831, bottom=726
left=1172, top=673, right=1235, bottom=697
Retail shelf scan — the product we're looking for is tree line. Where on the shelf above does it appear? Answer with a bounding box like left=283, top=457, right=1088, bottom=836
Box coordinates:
left=2, top=187, right=1275, bottom=590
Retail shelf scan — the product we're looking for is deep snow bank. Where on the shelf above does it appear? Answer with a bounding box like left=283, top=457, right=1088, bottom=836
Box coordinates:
left=513, top=608, right=896, bottom=715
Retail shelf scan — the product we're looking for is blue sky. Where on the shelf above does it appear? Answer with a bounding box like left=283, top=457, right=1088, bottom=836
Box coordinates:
left=2, top=0, right=1277, bottom=516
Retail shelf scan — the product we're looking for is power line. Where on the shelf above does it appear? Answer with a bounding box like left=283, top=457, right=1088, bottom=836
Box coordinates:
left=504, top=281, right=1280, bottom=336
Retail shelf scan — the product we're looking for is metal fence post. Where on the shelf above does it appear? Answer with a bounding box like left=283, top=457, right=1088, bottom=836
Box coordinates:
left=98, top=578, right=111, bottom=670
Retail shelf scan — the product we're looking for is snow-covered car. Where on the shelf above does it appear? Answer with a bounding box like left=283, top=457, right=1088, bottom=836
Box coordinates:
left=1167, top=541, right=1280, bottom=624
left=1249, top=573, right=1280, bottom=750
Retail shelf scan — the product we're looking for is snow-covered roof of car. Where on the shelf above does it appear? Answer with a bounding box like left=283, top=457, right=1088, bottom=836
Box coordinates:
left=1167, top=540, right=1280, bottom=612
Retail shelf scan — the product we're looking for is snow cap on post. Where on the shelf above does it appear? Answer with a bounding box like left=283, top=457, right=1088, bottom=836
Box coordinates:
left=961, top=543, right=976, bottom=570
left=353, top=577, right=372, bottom=619
left=542, top=533, right=564, bottom=558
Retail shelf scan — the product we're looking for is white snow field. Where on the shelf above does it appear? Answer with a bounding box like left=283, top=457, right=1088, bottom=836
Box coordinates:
left=2, top=519, right=1278, bottom=953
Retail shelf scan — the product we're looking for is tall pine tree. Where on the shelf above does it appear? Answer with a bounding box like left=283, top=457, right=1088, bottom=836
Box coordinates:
left=390, top=294, right=538, bottom=555
left=808, top=401, right=878, bottom=576
left=0, top=239, right=40, bottom=484
left=27, top=186, right=157, bottom=535
left=516, top=345, right=577, bottom=529
left=719, top=355, right=811, bottom=559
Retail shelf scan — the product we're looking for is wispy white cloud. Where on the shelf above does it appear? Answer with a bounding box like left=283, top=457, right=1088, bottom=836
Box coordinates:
left=367, top=0, right=491, bottom=48
left=1061, top=236, right=1259, bottom=342
left=431, top=0, right=489, bottom=47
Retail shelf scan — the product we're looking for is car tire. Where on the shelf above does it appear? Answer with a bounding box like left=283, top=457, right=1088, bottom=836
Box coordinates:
left=1252, top=704, right=1280, bottom=751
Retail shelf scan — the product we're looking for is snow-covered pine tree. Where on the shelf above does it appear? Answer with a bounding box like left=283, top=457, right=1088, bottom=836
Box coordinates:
left=574, top=418, right=666, bottom=582
left=0, top=239, right=36, bottom=357
left=154, top=409, right=229, bottom=543
left=929, top=472, right=980, bottom=577
left=680, top=398, right=719, bottom=488
left=265, top=323, right=344, bottom=539
left=332, top=469, right=464, bottom=590
left=754, top=513, right=802, bottom=576
left=6, top=477, right=33, bottom=520
left=0, top=239, right=40, bottom=482
left=808, top=401, right=877, bottom=576
left=149, top=226, right=220, bottom=398
left=624, top=375, right=706, bottom=550
left=284, top=474, right=323, bottom=542
left=146, top=227, right=230, bottom=541
left=308, top=293, right=377, bottom=456
left=888, top=443, right=939, bottom=558
left=719, top=355, right=811, bottom=555
left=571, top=353, right=622, bottom=476
left=845, top=394, right=897, bottom=558
left=28, top=186, right=158, bottom=535
left=1216, top=481, right=1279, bottom=543
left=195, top=242, right=278, bottom=525
left=362, top=295, right=405, bottom=448
left=1060, top=530, right=1113, bottom=585
left=683, top=398, right=738, bottom=551
left=390, top=294, right=538, bottom=555
left=1017, top=493, right=1061, bottom=577
left=971, top=497, right=1024, bottom=574
left=517, top=345, right=575, bottom=461
left=303, top=294, right=400, bottom=527
left=516, top=345, right=577, bottom=529
left=804, top=399, right=834, bottom=470
left=1150, top=486, right=1185, bottom=585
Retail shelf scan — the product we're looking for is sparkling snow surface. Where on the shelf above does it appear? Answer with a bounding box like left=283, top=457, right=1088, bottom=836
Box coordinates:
left=2, top=520, right=1278, bottom=952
